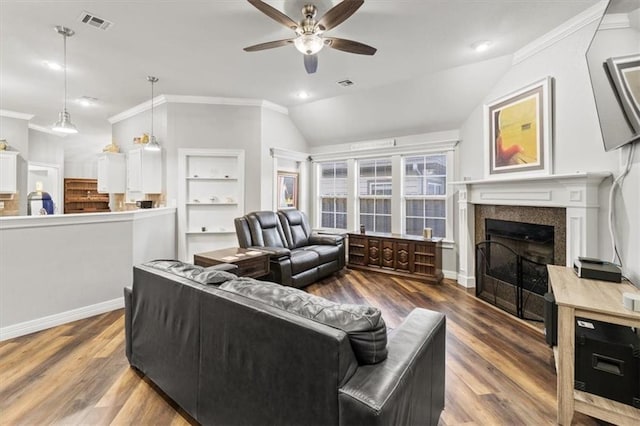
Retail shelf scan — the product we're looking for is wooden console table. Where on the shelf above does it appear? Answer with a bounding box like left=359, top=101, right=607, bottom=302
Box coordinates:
left=347, top=232, right=443, bottom=284
left=548, top=265, right=640, bottom=425
left=194, top=247, right=270, bottom=278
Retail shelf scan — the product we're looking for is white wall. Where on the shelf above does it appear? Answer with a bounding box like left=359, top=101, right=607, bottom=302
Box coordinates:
left=260, top=108, right=309, bottom=212
left=458, top=17, right=640, bottom=284
left=166, top=103, right=262, bottom=211
left=0, top=208, right=176, bottom=340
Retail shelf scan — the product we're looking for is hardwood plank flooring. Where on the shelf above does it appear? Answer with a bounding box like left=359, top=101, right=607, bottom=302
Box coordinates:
left=0, top=269, right=600, bottom=425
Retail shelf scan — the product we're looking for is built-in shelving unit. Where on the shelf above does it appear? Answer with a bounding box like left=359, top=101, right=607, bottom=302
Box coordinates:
left=178, top=149, right=245, bottom=262
left=64, top=178, right=110, bottom=214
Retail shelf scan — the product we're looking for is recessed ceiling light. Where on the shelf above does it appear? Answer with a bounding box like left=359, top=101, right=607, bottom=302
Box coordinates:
left=43, top=61, right=62, bottom=71
left=76, top=96, right=98, bottom=107
left=472, top=41, right=493, bottom=53
left=297, top=91, right=310, bottom=99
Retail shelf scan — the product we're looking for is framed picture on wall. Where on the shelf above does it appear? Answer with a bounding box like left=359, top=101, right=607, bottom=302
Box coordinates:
left=277, top=171, right=298, bottom=209
left=484, top=76, right=553, bottom=178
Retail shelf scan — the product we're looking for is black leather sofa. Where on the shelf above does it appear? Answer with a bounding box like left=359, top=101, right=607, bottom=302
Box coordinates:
left=124, top=260, right=446, bottom=426
left=235, top=209, right=345, bottom=287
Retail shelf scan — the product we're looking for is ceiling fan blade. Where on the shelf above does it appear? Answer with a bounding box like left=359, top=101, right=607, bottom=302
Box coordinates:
left=244, top=38, right=294, bottom=52
left=247, top=0, right=298, bottom=30
left=317, top=0, right=364, bottom=31
left=304, top=54, right=318, bottom=74
left=324, top=37, right=376, bottom=55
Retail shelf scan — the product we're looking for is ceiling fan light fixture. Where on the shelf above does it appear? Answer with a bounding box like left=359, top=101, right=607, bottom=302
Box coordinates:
left=294, top=33, right=324, bottom=55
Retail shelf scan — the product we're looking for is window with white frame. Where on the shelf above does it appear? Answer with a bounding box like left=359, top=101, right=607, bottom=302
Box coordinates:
left=358, top=158, right=392, bottom=233
left=403, top=154, right=447, bottom=238
left=318, top=161, right=348, bottom=229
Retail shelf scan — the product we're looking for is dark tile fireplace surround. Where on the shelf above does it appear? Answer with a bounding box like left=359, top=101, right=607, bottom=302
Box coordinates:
left=475, top=205, right=566, bottom=321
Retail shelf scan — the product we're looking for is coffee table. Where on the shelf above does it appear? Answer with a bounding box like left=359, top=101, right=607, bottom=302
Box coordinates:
left=194, top=247, right=270, bottom=278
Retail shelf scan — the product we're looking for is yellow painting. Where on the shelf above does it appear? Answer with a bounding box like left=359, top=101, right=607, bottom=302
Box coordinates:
left=486, top=77, right=551, bottom=177
left=494, top=95, right=539, bottom=168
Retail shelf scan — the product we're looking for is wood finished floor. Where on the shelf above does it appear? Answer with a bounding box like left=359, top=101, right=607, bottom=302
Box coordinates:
left=0, top=269, right=600, bottom=425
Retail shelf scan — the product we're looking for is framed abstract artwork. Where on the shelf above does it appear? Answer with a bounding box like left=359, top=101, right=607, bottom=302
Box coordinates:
left=277, top=171, right=298, bottom=209
left=484, top=77, right=553, bottom=178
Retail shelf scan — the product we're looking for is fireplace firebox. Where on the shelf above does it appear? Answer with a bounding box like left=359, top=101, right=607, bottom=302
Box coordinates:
left=476, top=219, right=554, bottom=321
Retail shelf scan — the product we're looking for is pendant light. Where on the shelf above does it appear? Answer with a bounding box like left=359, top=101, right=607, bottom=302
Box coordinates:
left=52, top=26, right=78, bottom=134
left=145, top=76, right=161, bottom=151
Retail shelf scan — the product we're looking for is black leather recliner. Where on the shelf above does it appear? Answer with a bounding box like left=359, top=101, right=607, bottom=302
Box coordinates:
left=234, top=209, right=345, bottom=287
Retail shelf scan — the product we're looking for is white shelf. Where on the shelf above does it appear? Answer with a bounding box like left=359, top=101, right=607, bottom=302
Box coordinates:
left=178, top=148, right=245, bottom=262
left=186, top=202, right=238, bottom=206
left=186, top=177, right=238, bottom=181
left=186, top=230, right=235, bottom=235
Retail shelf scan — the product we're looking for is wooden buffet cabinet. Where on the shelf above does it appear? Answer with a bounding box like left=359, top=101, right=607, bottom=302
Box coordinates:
left=347, top=232, right=443, bottom=284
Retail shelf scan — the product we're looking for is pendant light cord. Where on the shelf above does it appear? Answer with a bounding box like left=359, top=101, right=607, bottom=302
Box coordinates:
left=63, top=31, right=68, bottom=112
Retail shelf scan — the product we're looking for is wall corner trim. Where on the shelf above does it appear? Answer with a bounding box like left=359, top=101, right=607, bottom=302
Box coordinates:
left=108, top=95, right=288, bottom=124
left=0, top=109, right=35, bottom=121
left=512, top=1, right=607, bottom=65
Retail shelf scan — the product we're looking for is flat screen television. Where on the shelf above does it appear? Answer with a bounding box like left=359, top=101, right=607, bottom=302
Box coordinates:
left=586, top=0, right=640, bottom=151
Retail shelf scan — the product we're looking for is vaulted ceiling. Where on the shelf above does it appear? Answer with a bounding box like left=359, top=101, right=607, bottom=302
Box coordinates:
left=0, top=0, right=599, bottom=145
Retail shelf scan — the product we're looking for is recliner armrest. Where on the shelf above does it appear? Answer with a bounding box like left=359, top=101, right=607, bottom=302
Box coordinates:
left=250, top=246, right=291, bottom=260
left=309, top=233, right=344, bottom=246
left=338, top=308, right=446, bottom=426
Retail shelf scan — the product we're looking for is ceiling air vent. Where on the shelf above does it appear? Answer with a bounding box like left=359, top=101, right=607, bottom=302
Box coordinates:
left=337, top=79, right=354, bottom=87
left=77, top=11, right=113, bottom=30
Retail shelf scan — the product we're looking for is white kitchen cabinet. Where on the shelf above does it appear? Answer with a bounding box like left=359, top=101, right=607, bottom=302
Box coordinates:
left=0, top=151, right=19, bottom=193
left=97, top=153, right=126, bottom=193
left=126, top=147, right=162, bottom=194
left=177, top=149, right=245, bottom=261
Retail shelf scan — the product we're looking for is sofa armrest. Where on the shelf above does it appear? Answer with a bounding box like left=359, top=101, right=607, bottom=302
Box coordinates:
left=338, top=308, right=446, bottom=426
left=309, top=233, right=344, bottom=246
left=249, top=246, right=291, bottom=260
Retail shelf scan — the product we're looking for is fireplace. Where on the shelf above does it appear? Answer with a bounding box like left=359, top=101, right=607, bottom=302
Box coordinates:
left=453, top=173, right=610, bottom=291
left=476, top=219, right=555, bottom=320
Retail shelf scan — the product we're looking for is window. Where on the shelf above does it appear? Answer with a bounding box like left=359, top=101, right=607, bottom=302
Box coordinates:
left=358, top=158, right=392, bottom=233
left=318, top=161, right=347, bottom=229
left=404, top=154, right=446, bottom=238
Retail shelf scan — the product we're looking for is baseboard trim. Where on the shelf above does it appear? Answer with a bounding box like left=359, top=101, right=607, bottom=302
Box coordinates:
left=443, top=269, right=458, bottom=280
left=457, top=274, right=476, bottom=288
left=0, top=297, right=124, bottom=341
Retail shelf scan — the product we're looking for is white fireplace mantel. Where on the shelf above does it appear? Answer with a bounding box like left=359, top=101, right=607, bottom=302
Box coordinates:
left=452, top=172, right=611, bottom=288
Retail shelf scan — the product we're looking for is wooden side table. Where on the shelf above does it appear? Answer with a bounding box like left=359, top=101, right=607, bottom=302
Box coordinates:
left=548, top=265, right=640, bottom=425
left=194, top=247, right=270, bottom=279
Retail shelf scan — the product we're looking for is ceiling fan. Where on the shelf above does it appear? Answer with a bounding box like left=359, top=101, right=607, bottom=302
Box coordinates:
left=244, top=0, right=376, bottom=74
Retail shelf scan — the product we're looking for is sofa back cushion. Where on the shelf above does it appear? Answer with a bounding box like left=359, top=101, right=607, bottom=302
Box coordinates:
left=247, top=211, right=288, bottom=248
left=278, top=209, right=312, bottom=249
left=220, top=279, right=388, bottom=364
left=144, top=260, right=237, bottom=285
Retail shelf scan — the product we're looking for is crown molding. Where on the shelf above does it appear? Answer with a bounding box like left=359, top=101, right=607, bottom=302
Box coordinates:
left=0, top=109, right=35, bottom=121
left=310, top=138, right=459, bottom=162
left=28, top=123, right=67, bottom=137
left=600, top=12, right=631, bottom=30
left=108, top=95, right=288, bottom=124
left=512, top=0, right=607, bottom=65
left=270, top=147, right=310, bottom=162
